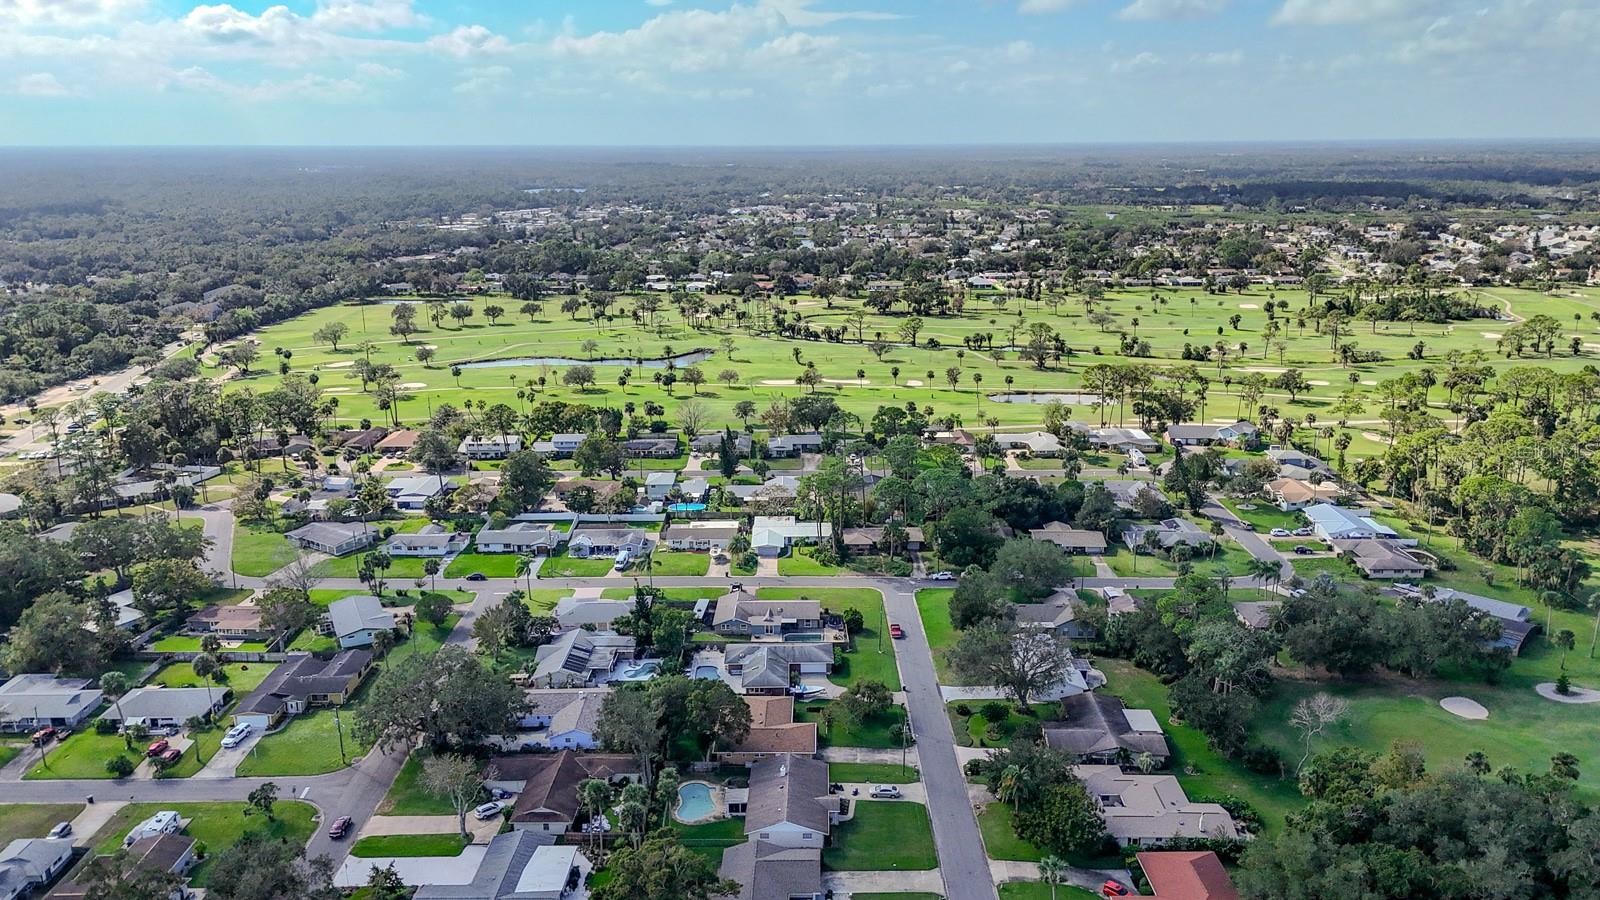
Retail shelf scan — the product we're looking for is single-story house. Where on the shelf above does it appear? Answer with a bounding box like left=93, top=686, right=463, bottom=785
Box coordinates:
left=1329, top=539, right=1427, bottom=579
left=285, top=521, right=377, bottom=556
left=386, top=475, right=455, bottom=510
left=46, top=834, right=197, bottom=900
left=1232, top=601, right=1281, bottom=630
left=717, top=840, right=822, bottom=900
left=739, top=754, right=839, bottom=849
left=1165, top=421, right=1259, bottom=447
left=1100, top=480, right=1166, bottom=511
left=93, top=588, right=145, bottom=632
left=766, top=433, right=822, bottom=458
left=1304, top=503, right=1398, bottom=542
left=531, top=630, right=637, bottom=688
left=678, top=476, right=710, bottom=502
left=1397, top=585, right=1539, bottom=655
left=728, top=476, right=801, bottom=505
left=320, top=474, right=355, bottom=494
left=491, top=751, right=641, bottom=834
left=840, top=526, right=924, bottom=555
left=1134, top=850, right=1239, bottom=900
left=692, top=432, right=752, bottom=456
left=459, top=435, right=522, bottom=459
left=475, top=522, right=563, bottom=555
left=1013, top=591, right=1097, bottom=640
left=325, top=595, right=396, bottom=649
left=100, top=687, right=230, bottom=730
left=1090, top=427, right=1160, bottom=453
left=185, top=604, right=271, bottom=641
left=625, top=437, right=680, bottom=459
left=715, top=696, right=818, bottom=765
left=1263, top=478, right=1340, bottom=511
left=374, top=429, right=419, bottom=457
left=233, top=650, right=373, bottom=730
left=1029, top=522, right=1107, bottom=554
left=1042, top=693, right=1169, bottom=765
left=750, top=516, right=831, bottom=558
left=412, top=831, right=586, bottom=900
left=0, top=675, right=102, bottom=732
left=566, top=528, right=650, bottom=559
left=334, top=427, right=389, bottom=454
left=1265, top=446, right=1332, bottom=475
left=1122, top=518, right=1214, bottom=552
left=251, top=434, right=313, bottom=458
left=0, top=839, right=74, bottom=900
left=661, top=520, right=741, bottom=551
left=518, top=688, right=609, bottom=750
left=713, top=589, right=825, bottom=639
left=1000, top=432, right=1062, bottom=456
left=383, top=525, right=470, bottom=557
left=552, top=598, right=632, bottom=630
left=724, top=644, right=833, bottom=695
left=1075, top=764, right=1241, bottom=846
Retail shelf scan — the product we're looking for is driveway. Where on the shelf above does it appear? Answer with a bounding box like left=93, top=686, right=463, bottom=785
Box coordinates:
left=359, top=814, right=500, bottom=843
left=192, top=730, right=262, bottom=779
left=334, top=846, right=489, bottom=888
left=824, top=870, right=946, bottom=895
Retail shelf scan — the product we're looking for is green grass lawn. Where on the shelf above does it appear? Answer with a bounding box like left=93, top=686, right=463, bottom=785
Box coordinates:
left=1104, top=540, right=1257, bottom=578
left=313, top=551, right=432, bottom=579
left=0, top=744, right=19, bottom=768
left=234, top=704, right=373, bottom=777
left=231, top=520, right=296, bottom=577
left=351, top=832, right=467, bottom=857
left=823, top=801, right=937, bottom=871
left=520, top=589, right=573, bottom=613
left=378, top=751, right=459, bottom=815
left=757, top=587, right=899, bottom=690
left=1222, top=498, right=1306, bottom=532
left=915, top=588, right=959, bottom=683
left=795, top=702, right=909, bottom=750
left=1289, top=555, right=1354, bottom=580
left=25, top=730, right=139, bottom=780
left=444, top=552, right=525, bottom=578
left=150, top=661, right=277, bottom=694
left=150, top=635, right=271, bottom=653
left=828, top=762, right=920, bottom=784
left=979, top=802, right=1043, bottom=861
left=0, top=803, right=83, bottom=844
left=949, top=701, right=1062, bottom=749
left=998, top=883, right=1102, bottom=900
left=308, top=588, right=474, bottom=607
left=600, top=587, right=724, bottom=602
left=778, top=546, right=846, bottom=576
left=298, top=616, right=457, bottom=656
left=538, top=553, right=617, bottom=578
left=89, top=801, right=316, bottom=887
left=648, top=551, right=711, bottom=576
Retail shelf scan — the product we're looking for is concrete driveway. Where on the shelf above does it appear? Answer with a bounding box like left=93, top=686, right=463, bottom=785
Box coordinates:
left=193, top=730, right=262, bottom=779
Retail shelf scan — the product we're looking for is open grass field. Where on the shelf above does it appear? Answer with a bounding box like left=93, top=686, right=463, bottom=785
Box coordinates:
left=823, top=800, right=938, bottom=871
left=231, top=520, right=296, bottom=577
left=351, top=832, right=467, bottom=857
left=998, top=883, right=1102, bottom=900
left=520, top=588, right=572, bottom=613
left=0, top=803, right=83, bottom=844
left=89, top=801, right=316, bottom=887
left=647, top=550, right=711, bottom=576
left=795, top=701, right=909, bottom=750
left=756, top=587, right=898, bottom=690
left=234, top=697, right=375, bottom=776
left=149, top=661, right=277, bottom=695
left=378, top=751, right=459, bottom=816
left=25, top=730, right=139, bottom=780
left=538, top=552, right=616, bottom=578
left=777, top=546, right=847, bottom=576
left=207, top=286, right=1600, bottom=464
left=828, top=761, right=920, bottom=784
left=915, top=588, right=959, bottom=683
left=443, top=551, right=524, bottom=578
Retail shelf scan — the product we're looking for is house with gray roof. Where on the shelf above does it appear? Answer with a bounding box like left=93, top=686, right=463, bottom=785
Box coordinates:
left=1043, top=693, right=1169, bottom=765
left=382, top=524, right=470, bottom=557
left=1029, top=522, right=1107, bottom=554
left=517, top=688, right=609, bottom=750
left=718, top=840, right=823, bottom=900
left=475, top=522, right=562, bottom=555
left=232, top=650, right=373, bottom=729
left=531, top=630, right=637, bottom=687
left=0, top=675, right=103, bottom=732
left=739, top=755, right=838, bottom=850
left=1122, top=518, right=1214, bottom=552
left=713, top=589, right=825, bottom=640
left=412, top=830, right=587, bottom=900
left=662, top=520, right=741, bottom=551
left=724, top=644, right=833, bottom=695
left=1013, top=591, right=1097, bottom=640
left=100, top=687, right=230, bottom=730
left=285, top=521, right=377, bottom=556
left=1165, top=420, right=1259, bottom=447
left=729, top=476, right=801, bottom=505
left=766, top=433, right=822, bottom=457
left=326, top=595, right=396, bottom=649
left=552, top=598, right=632, bottom=629
left=566, top=528, right=650, bottom=559
left=692, top=431, right=752, bottom=456
left=386, top=475, right=455, bottom=510
left=0, top=838, right=73, bottom=900
left=1099, top=480, right=1166, bottom=511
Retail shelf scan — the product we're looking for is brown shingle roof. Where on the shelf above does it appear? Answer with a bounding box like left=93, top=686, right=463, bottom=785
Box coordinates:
left=494, top=751, right=640, bottom=824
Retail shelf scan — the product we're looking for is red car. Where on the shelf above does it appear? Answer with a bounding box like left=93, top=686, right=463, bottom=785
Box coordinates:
left=1101, top=881, right=1129, bottom=897
left=157, top=748, right=183, bottom=766
left=327, top=816, right=353, bottom=839
left=30, top=727, right=58, bottom=745
left=889, top=623, right=905, bottom=639
left=146, top=739, right=170, bottom=758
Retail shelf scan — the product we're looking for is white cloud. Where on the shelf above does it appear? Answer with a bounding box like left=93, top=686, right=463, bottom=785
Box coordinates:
left=454, top=64, right=510, bottom=94
left=426, top=24, right=513, bottom=57
left=10, top=72, right=74, bottom=95
left=1271, top=0, right=1423, bottom=26
left=550, top=5, right=787, bottom=73
left=761, top=0, right=902, bottom=26
left=645, top=0, right=673, bottom=5
left=168, top=65, right=365, bottom=101
left=355, top=61, right=405, bottom=79
left=310, top=0, right=426, bottom=32
left=1110, top=50, right=1162, bottom=72
left=1194, top=49, right=1243, bottom=65
left=1119, top=0, right=1227, bottom=21
left=1003, top=39, right=1035, bottom=62
left=1017, top=0, right=1077, bottom=13
left=0, top=0, right=144, bottom=28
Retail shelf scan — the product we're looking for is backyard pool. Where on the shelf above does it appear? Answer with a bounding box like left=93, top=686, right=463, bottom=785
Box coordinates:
left=667, top=502, right=708, bottom=513
left=693, top=665, right=722, bottom=680
left=615, top=660, right=662, bottom=681
left=676, top=782, right=717, bottom=823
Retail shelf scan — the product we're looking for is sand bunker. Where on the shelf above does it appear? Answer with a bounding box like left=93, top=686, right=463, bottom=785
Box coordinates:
left=1361, top=431, right=1386, bottom=442
left=1240, top=367, right=1287, bottom=374
left=1535, top=682, right=1600, bottom=704
left=399, top=382, right=428, bottom=390
left=1238, top=303, right=1260, bottom=309
left=1307, top=380, right=1330, bottom=386
left=1440, top=697, right=1488, bottom=720
left=324, top=360, right=355, bottom=369
left=1361, top=379, right=1377, bottom=386
left=760, top=379, right=797, bottom=386
left=1481, top=332, right=1503, bottom=340
left=823, top=378, right=870, bottom=385
left=321, top=387, right=352, bottom=393
left=903, top=379, right=924, bottom=386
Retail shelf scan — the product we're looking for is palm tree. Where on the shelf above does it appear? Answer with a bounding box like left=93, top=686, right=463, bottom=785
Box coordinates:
left=996, top=764, right=1024, bottom=813
left=192, top=653, right=221, bottom=714
left=100, top=671, right=130, bottom=731
left=1038, top=854, right=1068, bottom=900
left=1248, top=556, right=1281, bottom=593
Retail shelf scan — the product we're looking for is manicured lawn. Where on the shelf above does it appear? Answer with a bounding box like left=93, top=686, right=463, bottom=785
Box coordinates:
left=25, top=730, right=138, bottom=781
left=150, top=635, right=271, bottom=653
left=403, top=617, right=459, bottom=657
left=828, top=762, right=920, bottom=784
left=823, top=800, right=937, bottom=871
left=308, top=588, right=473, bottom=607
left=757, top=587, right=899, bottom=691
left=914, top=589, right=959, bottom=683
left=648, top=551, right=711, bottom=576
left=232, top=520, right=296, bottom=577
left=0, top=803, right=83, bottom=844
left=520, top=589, right=572, bottom=613
left=150, top=661, right=277, bottom=695
left=0, top=744, right=19, bottom=768
left=379, top=751, right=458, bottom=816
left=998, top=883, right=1102, bottom=900
left=1289, top=555, right=1354, bottom=579
left=949, top=701, right=1062, bottom=749
left=538, top=553, right=617, bottom=578
left=234, top=705, right=373, bottom=777
left=795, top=702, right=909, bottom=750
left=351, top=832, right=467, bottom=857
left=444, top=552, right=525, bottom=578
left=313, top=551, right=432, bottom=579
left=1105, top=540, right=1257, bottom=578
left=158, top=722, right=228, bottom=779
left=1221, top=498, right=1305, bottom=532
left=778, top=547, right=846, bottom=576
left=979, top=802, right=1042, bottom=861
left=600, top=587, right=724, bottom=602
left=90, top=801, right=317, bottom=887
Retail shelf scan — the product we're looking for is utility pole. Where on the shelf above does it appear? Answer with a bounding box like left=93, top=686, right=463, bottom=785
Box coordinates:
left=334, top=706, right=348, bottom=766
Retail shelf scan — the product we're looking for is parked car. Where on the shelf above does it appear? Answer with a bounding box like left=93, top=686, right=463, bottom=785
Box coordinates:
left=1269, top=528, right=1291, bottom=537
left=473, top=801, right=506, bottom=821
left=927, top=571, right=955, bottom=581
left=1102, top=881, right=1130, bottom=897
left=157, top=748, right=182, bottom=766
left=46, top=822, right=72, bottom=839
left=146, top=739, right=170, bottom=758
left=30, top=727, right=58, bottom=745
left=327, top=816, right=353, bottom=839
left=465, top=573, right=487, bottom=581
left=1293, top=527, right=1314, bottom=536
left=888, top=623, right=905, bottom=639
left=1293, top=545, right=1314, bottom=555
left=220, top=723, right=252, bottom=749
left=869, top=785, right=901, bottom=799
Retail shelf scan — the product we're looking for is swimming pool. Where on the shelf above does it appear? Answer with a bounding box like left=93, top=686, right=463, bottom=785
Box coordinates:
left=615, top=660, right=661, bottom=681
left=693, top=665, right=721, bottom=680
left=667, top=502, right=707, bottom=513
left=676, top=782, right=716, bottom=822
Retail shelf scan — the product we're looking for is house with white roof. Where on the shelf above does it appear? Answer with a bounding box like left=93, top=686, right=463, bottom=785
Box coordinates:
left=644, top=472, right=676, bottom=500
left=475, top=522, right=562, bottom=555
left=325, top=595, right=396, bottom=649
left=385, top=475, right=455, bottom=510
left=750, top=516, right=831, bottom=558
left=384, top=524, right=470, bottom=557
left=285, top=521, right=377, bottom=556
left=99, top=686, right=230, bottom=729
left=459, top=435, right=522, bottom=459
left=1304, top=503, right=1397, bottom=542
left=1075, top=764, right=1241, bottom=846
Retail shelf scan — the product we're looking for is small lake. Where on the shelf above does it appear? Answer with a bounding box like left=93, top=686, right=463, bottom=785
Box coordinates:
left=988, top=392, right=1105, bottom=405
left=460, top=350, right=713, bottom=370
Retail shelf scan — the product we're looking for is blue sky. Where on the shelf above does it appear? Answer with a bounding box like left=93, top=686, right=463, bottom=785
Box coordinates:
left=1, top=0, right=1597, bottom=145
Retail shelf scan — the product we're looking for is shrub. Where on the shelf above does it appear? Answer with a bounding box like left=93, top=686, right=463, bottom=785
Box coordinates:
left=1557, top=673, right=1571, bottom=695
left=105, top=755, right=136, bottom=778
left=978, top=701, right=1009, bottom=723
left=954, top=703, right=972, bottom=716
left=95, top=719, right=118, bottom=735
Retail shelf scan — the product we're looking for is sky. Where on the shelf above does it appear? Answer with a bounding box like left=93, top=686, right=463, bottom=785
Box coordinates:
left=1, top=0, right=1598, bottom=145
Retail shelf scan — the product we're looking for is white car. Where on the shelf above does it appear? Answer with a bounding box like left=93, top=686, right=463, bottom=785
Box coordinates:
left=869, top=785, right=902, bottom=799
left=220, top=724, right=252, bottom=749
left=473, top=801, right=506, bottom=820
left=1269, top=528, right=1291, bottom=537
left=927, top=571, right=955, bottom=581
